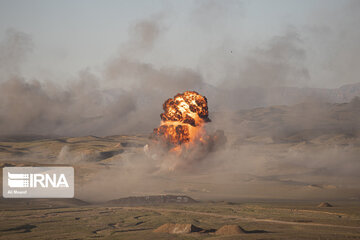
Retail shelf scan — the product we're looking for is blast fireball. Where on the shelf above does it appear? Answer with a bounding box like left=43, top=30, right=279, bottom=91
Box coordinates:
left=152, top=91, right=211, bottom=152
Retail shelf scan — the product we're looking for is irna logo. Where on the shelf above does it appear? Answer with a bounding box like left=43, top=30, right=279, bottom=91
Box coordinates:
left=8, top=172, right=69, bottom=188
left=3, top=167, right=74, bottom=198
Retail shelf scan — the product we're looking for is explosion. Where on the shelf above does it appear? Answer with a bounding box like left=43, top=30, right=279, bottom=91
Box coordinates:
left=146, top=91, right=226, bottom=170
left=152, top=91, right=211, bottom=153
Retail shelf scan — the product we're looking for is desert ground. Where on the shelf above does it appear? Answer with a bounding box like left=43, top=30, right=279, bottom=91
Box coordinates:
left=1, top=100, right=360, bottom=239
left=1, top=198, right=360, bottom=239
left=0, top=135, right=360, bottom=240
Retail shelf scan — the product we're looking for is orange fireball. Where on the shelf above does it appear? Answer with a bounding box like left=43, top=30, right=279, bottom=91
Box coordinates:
left=153, top=91, right=210, bottom=151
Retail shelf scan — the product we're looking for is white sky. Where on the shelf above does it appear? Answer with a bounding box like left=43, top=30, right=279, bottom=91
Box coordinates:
left=0, top=0, right=357, bottom=88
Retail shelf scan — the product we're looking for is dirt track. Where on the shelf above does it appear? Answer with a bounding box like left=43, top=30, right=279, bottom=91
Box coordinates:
left=122, top=207, right=360, bottom=230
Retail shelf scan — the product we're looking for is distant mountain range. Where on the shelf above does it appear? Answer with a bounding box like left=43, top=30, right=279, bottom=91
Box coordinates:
left=215, top=96, right=360, bottom=143
left=201, top=82, right=360, bottom=110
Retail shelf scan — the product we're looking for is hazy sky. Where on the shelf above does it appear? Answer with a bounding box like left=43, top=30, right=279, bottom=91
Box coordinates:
left=0, top=0, right=359, bottom=88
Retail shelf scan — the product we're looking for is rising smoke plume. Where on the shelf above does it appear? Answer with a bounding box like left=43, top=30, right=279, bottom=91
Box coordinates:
left=145, top=91, right=226, bottom=171
left=1, top=1, right=360, bottom=202
left=1, top=2, right=360, bottom=136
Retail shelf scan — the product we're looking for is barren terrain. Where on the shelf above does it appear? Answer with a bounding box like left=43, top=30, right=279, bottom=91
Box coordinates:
left=1, top=100, right=360, bottom=239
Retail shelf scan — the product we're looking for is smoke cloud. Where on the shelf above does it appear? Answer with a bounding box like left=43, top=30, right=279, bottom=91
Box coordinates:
left=0, top=17, right=205, bottom=136
left=1, top=2, right=360, bottom=136
left=0, top=29, right=33, bottom=80
left=1, top=1, right=360, bottom=201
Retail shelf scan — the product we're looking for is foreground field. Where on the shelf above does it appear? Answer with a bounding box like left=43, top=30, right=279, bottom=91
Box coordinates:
left=0, top=119, right=359, bottom=239
left=1, top=133, right=360, bottom=201
left=1, top=200, right=360, bottom=240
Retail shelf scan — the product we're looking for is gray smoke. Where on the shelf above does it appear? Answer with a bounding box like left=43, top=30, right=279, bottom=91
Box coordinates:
left=1, top=1, right=360, bottom=201
left=0, top=29, right=33, bottom=80
left=0, top=18, right=205, bottom=136
left=1, top=2, right=360, bottom=136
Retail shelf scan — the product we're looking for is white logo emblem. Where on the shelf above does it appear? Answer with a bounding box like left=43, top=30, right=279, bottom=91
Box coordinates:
left=8, top=172, right=30, bottom=188
left=3, top=167, right=74, bottom=198
left=8, top=172, right=69, bottom=188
